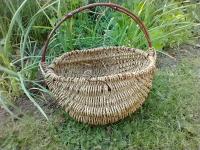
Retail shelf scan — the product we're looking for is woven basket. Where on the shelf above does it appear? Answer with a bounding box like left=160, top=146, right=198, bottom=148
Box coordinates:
left=40, top=3, right=156, bottom=125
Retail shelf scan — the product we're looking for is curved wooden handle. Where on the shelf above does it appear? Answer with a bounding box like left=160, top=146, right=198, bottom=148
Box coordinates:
left=41, top=3, right=153, bottom=62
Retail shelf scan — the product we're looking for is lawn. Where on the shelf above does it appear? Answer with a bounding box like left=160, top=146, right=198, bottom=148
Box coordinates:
left=0, top=0, right=200, bottom=149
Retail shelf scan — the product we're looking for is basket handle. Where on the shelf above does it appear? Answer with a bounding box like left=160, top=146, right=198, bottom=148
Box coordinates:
left=41, top=3, right=153, bottom=62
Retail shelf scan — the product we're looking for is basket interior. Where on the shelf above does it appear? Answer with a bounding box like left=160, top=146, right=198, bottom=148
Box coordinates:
left=51, top=47, right=151, bottom=78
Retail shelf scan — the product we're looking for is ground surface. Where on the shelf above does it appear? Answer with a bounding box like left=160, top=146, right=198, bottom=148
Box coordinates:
left=0, top=42, right=200, bottom=149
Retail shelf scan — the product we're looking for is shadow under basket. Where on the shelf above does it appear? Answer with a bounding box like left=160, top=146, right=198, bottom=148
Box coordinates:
left=39, top=3, right=156, bottom=125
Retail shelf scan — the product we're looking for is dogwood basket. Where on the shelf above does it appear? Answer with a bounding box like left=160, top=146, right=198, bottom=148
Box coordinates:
left=40, top=3, right=156, bottom=125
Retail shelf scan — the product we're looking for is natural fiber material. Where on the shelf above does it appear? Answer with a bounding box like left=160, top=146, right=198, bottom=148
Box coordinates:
left=40, top=46, right=156, bottom=125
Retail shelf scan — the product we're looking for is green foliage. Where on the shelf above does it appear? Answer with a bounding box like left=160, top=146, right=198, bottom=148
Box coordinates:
left=0, top=0, right=58, bottom=118
left=46, top=0, right=198, bottom=62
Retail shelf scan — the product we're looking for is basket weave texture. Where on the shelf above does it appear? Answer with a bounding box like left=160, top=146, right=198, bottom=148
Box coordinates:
left=41, top=47, right=156, bottom=125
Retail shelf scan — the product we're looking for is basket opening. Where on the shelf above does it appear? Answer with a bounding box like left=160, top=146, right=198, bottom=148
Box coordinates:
left=51, top=47, right=151, bottom=78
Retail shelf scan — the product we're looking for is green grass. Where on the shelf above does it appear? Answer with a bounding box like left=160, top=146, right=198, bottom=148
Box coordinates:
left=1, top=56, right=200, bottom=149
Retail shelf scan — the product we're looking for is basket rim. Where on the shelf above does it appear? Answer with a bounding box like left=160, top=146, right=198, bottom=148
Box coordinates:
left=40, top=46, right=156, bottom=82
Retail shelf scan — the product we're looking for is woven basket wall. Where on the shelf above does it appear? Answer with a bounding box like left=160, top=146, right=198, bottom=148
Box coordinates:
left=40, top=47, right=156, bottom=125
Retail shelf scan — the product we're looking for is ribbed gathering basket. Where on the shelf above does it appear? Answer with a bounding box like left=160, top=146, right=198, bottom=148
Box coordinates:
left=40, top=3, right=156, bottom=125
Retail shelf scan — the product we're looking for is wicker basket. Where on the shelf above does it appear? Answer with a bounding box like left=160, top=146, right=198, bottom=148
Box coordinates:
left=40, top=3, right=156, bottom=125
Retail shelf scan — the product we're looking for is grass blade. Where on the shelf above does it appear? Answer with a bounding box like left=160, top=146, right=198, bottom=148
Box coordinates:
left=18, top=73, right=48, bottom=120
